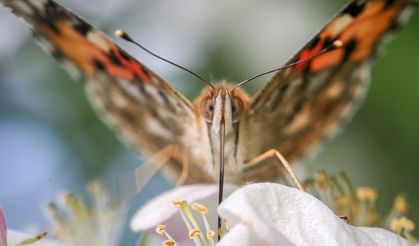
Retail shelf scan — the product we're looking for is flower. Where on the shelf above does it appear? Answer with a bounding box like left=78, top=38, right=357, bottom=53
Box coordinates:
left=130, top=184, right=238, bottom=244
left=46, top=182, right=125, bottom=246
left=1, top=206, right=6, bottom=246
left=0, top=181, right=124, bottom=246
left=0, top=205, right=64, bottom=246
left=218, top=183, right=411, bottom=246
left=131, top=183, right=413, bottom=246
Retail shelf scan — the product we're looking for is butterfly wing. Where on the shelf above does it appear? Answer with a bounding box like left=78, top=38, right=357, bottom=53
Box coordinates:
left=242, top=0, right=417, bottom=176
left=1, top=0, right=213, bottom=182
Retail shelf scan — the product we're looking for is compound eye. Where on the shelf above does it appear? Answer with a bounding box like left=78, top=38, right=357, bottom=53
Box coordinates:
left=206, top=100, right=214, bottom=113
left=232, top=97, right=244, bottom=116
left=201, top=97, right=214, bottom=121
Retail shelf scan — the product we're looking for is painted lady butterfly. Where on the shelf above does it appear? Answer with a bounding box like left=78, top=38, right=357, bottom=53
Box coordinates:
left=1, top=0, right=417, bottom=191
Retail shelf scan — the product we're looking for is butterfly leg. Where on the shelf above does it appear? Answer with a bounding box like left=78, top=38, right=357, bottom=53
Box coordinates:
left=117, top=144, right=179, bottom=198
left=133, top=144, right=181, bottom=192
left=244, top=149, right=304, bottom=191
left=175, top=149, right=189, bottom=187
left=339, top=215, right=349, bottom=224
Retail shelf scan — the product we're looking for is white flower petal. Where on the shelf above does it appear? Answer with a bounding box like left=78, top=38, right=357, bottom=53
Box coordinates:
left=131, top=185, right=216, bottom=232
left=217, top=223, right=250, bottom=245
left=357, top=227, right=411, bottom=245
left=217, top=222, right=291, bottom=246
left=131, top=184, right=237, bottom=240
left=218, top=183, right=410, bottom=246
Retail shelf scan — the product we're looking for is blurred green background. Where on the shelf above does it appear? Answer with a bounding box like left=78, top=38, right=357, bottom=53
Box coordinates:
left=0, top=0, right=418, bottom=242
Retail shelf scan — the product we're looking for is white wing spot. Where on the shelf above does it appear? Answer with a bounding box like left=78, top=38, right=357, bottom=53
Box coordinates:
left=36, top=37, right=54, bottom=54
left=12, top=1, right=33, bottom=15
left=328, top=14, right=353, bottom=35
left=29, top=0, right=48, bottom=11
left=117, top=79, right=142, bottom=101
left=144, top=85, right=165, bottom=105
left=325, top=82, right=344, bottom=98
left=87, top=31, right=110, bottom=51
left=61, top=59, right=82, bottom=80
left=144, top=116, right=174, bottom=139
left=397, top=7, right=415, bottom=25
left=85, top=81, right=105, bottom=109
left=110, top=90, right=130, bottom=108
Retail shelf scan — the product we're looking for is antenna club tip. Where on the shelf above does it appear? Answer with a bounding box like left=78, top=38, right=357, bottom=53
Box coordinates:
left=115, top=29, right=133, bottom=41
left=333, top=40, right=344, bottom=48
left=114, top=29, right=125, bottom=37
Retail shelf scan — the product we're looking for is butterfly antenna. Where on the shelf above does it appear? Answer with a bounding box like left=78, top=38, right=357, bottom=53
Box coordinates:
left=115, top=30, right=215, bottom=90
left=232, top=40, right=343, bottom=90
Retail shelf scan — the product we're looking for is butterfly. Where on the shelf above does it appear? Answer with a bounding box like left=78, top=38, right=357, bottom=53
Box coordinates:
left=1, top=0, right=417, bottom=190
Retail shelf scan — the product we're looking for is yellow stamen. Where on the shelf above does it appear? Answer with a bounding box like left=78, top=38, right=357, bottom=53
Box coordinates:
left=172, top=199, right=193, bottom=230
left=206, top=230, right=215, bottom=239
left=163, top=239, right=176, bottom=246
left=191, top=203, right=208, bottom=214
left=63, top=193, right=88, bottom=222
left=156, top=224, right=166, bottom=236
left=316, top=170, right=330, bottom=190
left=356, top=187, right=377, bottom=201
left=390, top=217, right=415, bottom=234
left=393, top=194, right=408, bottom=213
left=179, top=201, right=207, bottom=245
left=218, top=227, right=224, bottom=238
left=224, top=220, right=231, bottom=231
left=14, top=232, right=48, bottom=245
left=335, top=195, right=353, bottom=207
left=189, top=228, right=201, bottom=239
left=302, top=179, right=314, bottom=190
left=172, top=199, right=206, bottom=246
left=155, top=224, right=177, bottom=244
left=172, top=199, right=186, bottom=208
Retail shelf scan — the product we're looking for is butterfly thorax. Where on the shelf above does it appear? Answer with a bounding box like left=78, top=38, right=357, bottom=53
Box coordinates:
left=194, top=83, right=250, bottom=182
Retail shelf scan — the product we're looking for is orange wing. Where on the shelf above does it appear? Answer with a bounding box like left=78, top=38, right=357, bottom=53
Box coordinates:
left=1, top=0, right=213, bottom=182
left=242, top=0, right=417, bottom=175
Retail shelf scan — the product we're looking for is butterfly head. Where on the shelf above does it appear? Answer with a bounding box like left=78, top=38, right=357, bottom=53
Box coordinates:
left=195, top=83, right=250, bottom=134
